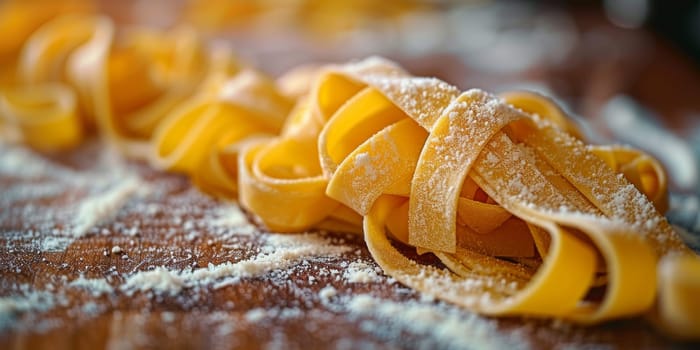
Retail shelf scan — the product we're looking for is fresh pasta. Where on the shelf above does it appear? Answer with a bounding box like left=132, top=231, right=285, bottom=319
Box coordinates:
left=243, top=57, right=689, bottom=324
left=1, top=11, right=699, bottom=339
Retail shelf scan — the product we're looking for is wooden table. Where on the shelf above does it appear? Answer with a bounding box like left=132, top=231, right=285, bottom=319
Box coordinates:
left=0, top=141, right=696, bottom=349
left=2, top=2, right=700, bottom=349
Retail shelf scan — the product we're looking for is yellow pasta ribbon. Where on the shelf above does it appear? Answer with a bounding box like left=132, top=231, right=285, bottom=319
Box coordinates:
left=145, top=45, right=296, bottom=197
left=1, top=11, right=240, bottom=157
left=0, top=0, right=92, bottom=66
left=2, top=6, right=699, bottom=337
left=0, top=83, right=82, bottom=152
left=0, top=2, right=92, bottom=148
left=244, top=57, right=696, bottom=327
left=654, top=253, right=700, bottom=339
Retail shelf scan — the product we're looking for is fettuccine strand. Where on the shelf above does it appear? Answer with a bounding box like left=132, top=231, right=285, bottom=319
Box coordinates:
left=1, top=10, right=698, bottom=339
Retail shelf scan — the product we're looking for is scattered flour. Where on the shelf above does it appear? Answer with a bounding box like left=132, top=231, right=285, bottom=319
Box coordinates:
left=244, top=307, right=303, bottom=323
left=68, top=276, right=114, bottom=297
left=345, top=294, right=529, bottom=350
left=5, top=131, right=687, bottom=347
left=0, top=141, right=144, bottom=252
left=343, top=260, right=382, bottom=283
left=208, top=204, right=255, bottom=235
left=161, top=311, right=175, bottom=323
left=244, top=308, right=268, bottom=323
left=121, top=267, right=186, bottom=296
left=0, top=286, right=60, bottom=331
left=121, top=232, right=351, bottom=296
left=72, top=176, right=142, bottom=239
left=319, top=286, right=337, bottom=302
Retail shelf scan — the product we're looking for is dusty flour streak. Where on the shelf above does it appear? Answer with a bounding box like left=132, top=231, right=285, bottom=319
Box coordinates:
left=0, top=286, right=60, bottom=331
left=206, top=203, right=256, bottom=236
left=0, top=141, right=144, bottom=252
left=319, top=286, right=338, bottom=302
left=72, top=176, right=142, bottom=239
left=345, top=294, right=530, bottom=350
left=68, top=276, right=115, bottom=297
left=343, top=260, right=382, bottom=283
left=121, top=232, right=351, bottom=295
left=0, top=142, right=73, bottom=179
left=121, top=268, right=186, bottom=296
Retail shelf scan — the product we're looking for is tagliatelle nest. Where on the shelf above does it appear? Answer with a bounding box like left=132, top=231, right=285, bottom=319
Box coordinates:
left=1, top=10, right=699, bottom=340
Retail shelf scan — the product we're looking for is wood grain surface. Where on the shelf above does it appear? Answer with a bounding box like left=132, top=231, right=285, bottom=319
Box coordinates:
left=0, top=141, right=697, bottom=350
left=2, top=2, right=700, bottom=349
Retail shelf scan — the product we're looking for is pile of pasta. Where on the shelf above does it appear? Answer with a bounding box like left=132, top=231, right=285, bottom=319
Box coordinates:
left=1, top=7, right=699, bottom=339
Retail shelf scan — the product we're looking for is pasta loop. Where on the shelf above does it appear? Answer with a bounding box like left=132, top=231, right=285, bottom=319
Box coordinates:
left=286, top=57, right=695, bottom=323
left=2, top=8, right=699, bottom=336
left=0, top=83, right=81, bottom=151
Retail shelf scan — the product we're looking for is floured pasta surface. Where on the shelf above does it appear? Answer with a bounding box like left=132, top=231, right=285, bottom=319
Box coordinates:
left=1, top=9, right=699, bottom=340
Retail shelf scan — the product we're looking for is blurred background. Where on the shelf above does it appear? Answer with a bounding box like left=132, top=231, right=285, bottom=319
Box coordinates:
left=95, top=0, right=700, bottom=192
left=2, top=0, right=700, bottom=195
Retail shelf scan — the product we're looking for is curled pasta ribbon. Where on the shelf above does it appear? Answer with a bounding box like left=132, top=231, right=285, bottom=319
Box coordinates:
left=0, top=0, right=92, bottom=66
left=588, top=145, right=669, bottom=215
left=4, top=13, right=114, bottom=143
left=3, top=10, right=296, bottom=198
left=65, top=20, right=216, bottom=157
left=0, top=83, right=82, bottom=152
left=237, top=93, right=364, bottom=233
left=499, top=92, right=669, bottom=213
left=499, top=90, right=584, bottom=140
left=3, top=11, right=699, bottom=334
left=151, top=67, right=295, bottom=198
left=654, top=253, right=700, bottom=339
left=4, top=12, right=235, bottom=156
left=0, top=3, right=92, bottom=145
left=239, top=56, right=696, bottom=325
left=236, top=60, right=434, bottom=233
